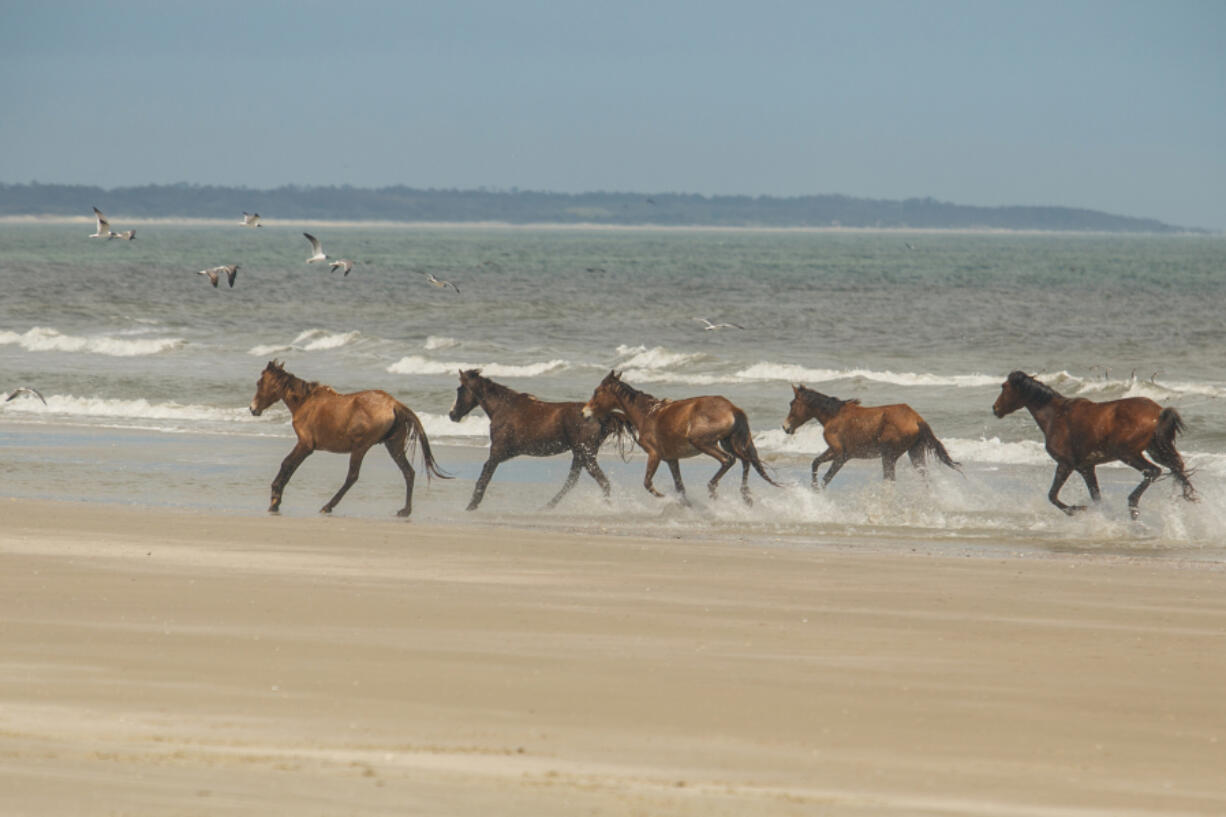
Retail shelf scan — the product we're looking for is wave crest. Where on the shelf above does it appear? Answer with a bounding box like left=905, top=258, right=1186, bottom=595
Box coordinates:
left=387, top=355, right=568, bottom=378
left=0, top=327, right=183, bottom=357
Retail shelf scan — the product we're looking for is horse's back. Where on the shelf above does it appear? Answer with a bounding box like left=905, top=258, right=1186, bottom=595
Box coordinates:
left=1057, top=396, right=1164, bottom=460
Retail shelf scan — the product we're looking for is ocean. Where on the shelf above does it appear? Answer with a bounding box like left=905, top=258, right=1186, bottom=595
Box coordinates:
left=2, top=220, right=1223, bottom=558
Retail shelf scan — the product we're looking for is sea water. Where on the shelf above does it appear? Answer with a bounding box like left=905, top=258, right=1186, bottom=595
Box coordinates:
left=1, top=221, right=1223, bottom=557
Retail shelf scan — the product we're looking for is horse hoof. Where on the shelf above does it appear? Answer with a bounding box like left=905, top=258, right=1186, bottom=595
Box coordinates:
left=396, top=508, right=412, bottom=518
left=319, top=506, right=333, bottom=515
left=1062, top=505, right=1087, bottom=516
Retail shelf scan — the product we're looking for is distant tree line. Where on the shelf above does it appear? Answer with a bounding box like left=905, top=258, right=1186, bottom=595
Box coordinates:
left=0, top=181, right=1188, bottom=232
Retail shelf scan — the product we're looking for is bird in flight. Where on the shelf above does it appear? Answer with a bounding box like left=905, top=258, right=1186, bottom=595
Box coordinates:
left=5, top=387, right=47, bottom=405
left=89, top=207, right=134, bottom=240
left=303, top=232, right=327, bottom=263
left=693, top=317, right=744, bottom=331
left=424, top=271, right=460, bottom=293
left=329, top=259, right=354, bottom=276
left=198, top=264, right=239, bottom=288
left=241, top=212, right=262, bottom=227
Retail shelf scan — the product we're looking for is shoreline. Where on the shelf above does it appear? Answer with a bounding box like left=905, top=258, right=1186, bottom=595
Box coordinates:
left=0, top=213, right=1211, bottom=237
left=4, top=498, right=1226, bottom=815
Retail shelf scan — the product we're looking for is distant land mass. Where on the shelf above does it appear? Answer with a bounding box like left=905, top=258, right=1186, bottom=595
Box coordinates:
left=0, top=181, right=1195, bottom=233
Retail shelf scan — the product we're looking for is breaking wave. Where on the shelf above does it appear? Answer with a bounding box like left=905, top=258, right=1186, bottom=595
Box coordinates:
left=0, top=327, right=184, bottom=357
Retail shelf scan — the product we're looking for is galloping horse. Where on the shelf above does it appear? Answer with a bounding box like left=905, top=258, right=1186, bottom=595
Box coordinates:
left=582, top=371, right=779, bottom=504
left=992, top=370, right=1196, bottom=518
left=782, top=384, right=960, bottom=489
left=449, top=369, right=631, bottom=510
left=249, top=360, right=448, bottom=516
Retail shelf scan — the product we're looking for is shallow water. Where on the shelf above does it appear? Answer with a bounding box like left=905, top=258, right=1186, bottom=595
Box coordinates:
left=2, top=223, right=1223, bottom=558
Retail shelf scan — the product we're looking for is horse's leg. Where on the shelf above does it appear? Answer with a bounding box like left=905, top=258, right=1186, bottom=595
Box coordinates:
left=466, top=455, right=504, bottom=511
left=1121, top=453, right=1161, bottom=520
left=1076, top=465, right=1102, bottom=505
left=269, top=442, right=312, bottom=513
left=642, top=451, right=666, bottom=498
left=907, top=442, right=928, bottom=473
left=1047, top=461, right=1084, bottom=515
left=580, top=447, right=613, bottom=500
left=821, top=454, right=849, bottom=489
left=693, top=440, right=736, bottom=499
left=545, top=451, right=585, bottom=509
left=666, top=459, right=690, bottom=505
left=881, top=451, right=901, bottom=481
left=385, top=439, right=417, bottom=517
left=809, top=449, right=836, bottom=490
left=321, top=447, right=369, bottom=514
left=740, top=457, right=752, bottom=505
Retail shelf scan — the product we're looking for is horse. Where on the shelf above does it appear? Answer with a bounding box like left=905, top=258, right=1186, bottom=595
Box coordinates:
left=992, top=370, right=1196, bottom=518
left=782, top=383, right=960, bottom=489
left=581, top=370, right=779, bottom=504
left=248, top=360, right=448, bottom=516
left=449, top=369, right=631, bottom=510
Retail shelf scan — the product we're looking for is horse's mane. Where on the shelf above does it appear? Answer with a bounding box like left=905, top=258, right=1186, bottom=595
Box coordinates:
left=602, top=373, right=659, bottom=406
left=268, top=361, right=323, bottom=397
left=1007, top=370, right=1061, bottom=406
left=797, top=384, right=857, bottom=415
left=461, top=369, right=534, bottom=401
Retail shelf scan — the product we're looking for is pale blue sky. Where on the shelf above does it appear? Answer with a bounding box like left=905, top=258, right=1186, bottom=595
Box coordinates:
left=2, top=0, right=1223, bottom=229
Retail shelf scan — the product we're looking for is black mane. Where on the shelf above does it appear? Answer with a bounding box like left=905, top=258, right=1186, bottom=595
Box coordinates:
left=602, top=372, right=658, bottom=405
left=797, top=384, right=856, bottom=416
left=462, top=369, right=523, bottom=401
left=1006, top=370, right=1062, bottom=406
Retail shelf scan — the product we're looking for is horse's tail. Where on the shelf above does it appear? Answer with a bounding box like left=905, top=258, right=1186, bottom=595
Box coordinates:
left=600, top=410, right=638, bottom=461
left=1150, top=407, right=1196, bottom=501
left=915, top=420, right=961, bottom=473
left=393, top=401, right=452, bottom=482
left=728, top=410, right=782, bottom=487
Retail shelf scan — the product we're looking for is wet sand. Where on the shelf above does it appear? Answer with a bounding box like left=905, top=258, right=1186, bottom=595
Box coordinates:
left=2, top=498, right=1224, bottom=816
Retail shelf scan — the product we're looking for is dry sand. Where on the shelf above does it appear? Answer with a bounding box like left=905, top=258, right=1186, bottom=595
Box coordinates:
left=2, top=499, right=1224, bottom=816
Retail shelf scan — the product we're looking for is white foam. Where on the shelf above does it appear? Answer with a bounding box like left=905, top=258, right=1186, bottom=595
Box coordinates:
left=0, top=327, right=183, bottom=357
left=614, top=344, right=705, bottom=370
left=736, top=361, right=1001, bottom=388
left=387, top=355, right=568, bottom=378
left=424, top=335, right=459, bottom=351
left=3, top=393, right=257, bottom=425
left=247, top=328, right=363, bottom=356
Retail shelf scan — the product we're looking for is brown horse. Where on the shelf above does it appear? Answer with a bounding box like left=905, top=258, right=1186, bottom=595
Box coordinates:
left=992, top=370, right=1196, bottom=518
left=581, top=371, right=779, bottom=504
left=782, top=384, right=960, bottom=489
left=449, top=369, right=631, bottom=510
left=248, top=360, right=448, bottom=516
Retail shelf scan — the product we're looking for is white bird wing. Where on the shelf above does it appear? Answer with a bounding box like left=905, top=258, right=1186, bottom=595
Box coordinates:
left=198, top=268, right=220, bottom=287
left=92, top=207, right=109, bottom=233
left=303, top=232, right=325, bottom=259
left=5, top=387, right=47, bottom=405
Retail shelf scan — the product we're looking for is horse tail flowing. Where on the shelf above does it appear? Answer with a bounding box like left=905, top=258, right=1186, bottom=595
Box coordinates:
left=1149, top=407, right=1196, bottom=501
left=600, top=410, right=638, bottom=461
left=916, top=421, right=961, bottom=473
left=728, top=410, right=782, bottom=487
left=394, top=402, right=452, bottom=481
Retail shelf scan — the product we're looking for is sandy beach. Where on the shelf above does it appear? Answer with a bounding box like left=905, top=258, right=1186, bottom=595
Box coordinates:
left=0, top=499, right=1222, bottom=815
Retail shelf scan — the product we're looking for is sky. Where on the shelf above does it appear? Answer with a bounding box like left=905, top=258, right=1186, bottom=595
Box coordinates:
left=1, top=0, right=1223, bottom=230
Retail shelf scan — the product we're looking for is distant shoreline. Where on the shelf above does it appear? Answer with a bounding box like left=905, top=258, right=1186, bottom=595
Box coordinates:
left=0, top=213, right=1209, bottom=237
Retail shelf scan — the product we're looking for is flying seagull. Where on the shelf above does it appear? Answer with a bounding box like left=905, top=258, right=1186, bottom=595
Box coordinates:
left=198, top=264, right=239, bottom=288
left=241, top=212, right=262, bottom=227
left=88, top=207, right=135, bottom=240
left=424, top=271, right=460, bottom=293
left=303, top=232, right=327, bottom=263
left=329, top=259, right=354, bottom=276
left=5, top=387, right=47, bottom=405
left=693, top=317, right=744, bottom=331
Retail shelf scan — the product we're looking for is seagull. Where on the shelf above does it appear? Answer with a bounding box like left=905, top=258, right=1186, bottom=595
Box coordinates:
left=241, top=212, right=262, bottom=228
left=5, top=387, right=47, bottom=405
left=115, top=229, right=135, bottom=241
left=424, top=271, right=460, bottom=293
left=89, top=206, right=118, bottom=239
left=693, top=317, right=744, bottom=331
left=303, top=232, right=327, bottom=263
left=198, top=264, right=239, bottom=288
left=329, top=259, right=354, bottom=276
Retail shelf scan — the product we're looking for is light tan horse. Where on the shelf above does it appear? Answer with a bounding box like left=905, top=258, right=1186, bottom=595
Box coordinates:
left=249, top=360, right=448, bottom=515
left=783, top=384, right=959, bottom=489
left=581, top=370, right=779, bottom=504
left=993, top=370, right=1195, bottom=518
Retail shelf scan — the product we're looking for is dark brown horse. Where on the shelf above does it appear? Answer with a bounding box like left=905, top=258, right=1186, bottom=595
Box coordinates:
left=782, top=384, right=959, bottom=489
left=449, top=369, right=630, bottom=510
left=248, top=360, right=448, bottom=516
left=992, top=370, right=1196, bottom=518
left=582, top=371, right=779, bottom=504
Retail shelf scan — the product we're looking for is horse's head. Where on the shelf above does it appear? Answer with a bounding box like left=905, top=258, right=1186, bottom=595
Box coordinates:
left=992, top=370, right=1032, bottom=418
left=783, top=384, right=811, bottom=434
left=450, top=369, right=482, bottom=422
left=249, top=360, right=287, bottom=416
left=582, top=370, right=623, bottom=420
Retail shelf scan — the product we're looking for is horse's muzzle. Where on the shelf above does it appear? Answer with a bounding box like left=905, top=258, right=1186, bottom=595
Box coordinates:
left=782, top=422, right=795, bottom=435
left=249, top=402, right=262, bottom=416
left=581, top=405, right=593, bottom=419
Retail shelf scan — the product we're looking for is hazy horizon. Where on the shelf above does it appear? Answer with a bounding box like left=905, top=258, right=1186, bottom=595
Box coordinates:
left=2, top=1, right=1223, bottom=230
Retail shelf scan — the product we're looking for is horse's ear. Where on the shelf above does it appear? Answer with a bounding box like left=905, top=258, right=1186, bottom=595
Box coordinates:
left=792, top=383, right=801, bottom=395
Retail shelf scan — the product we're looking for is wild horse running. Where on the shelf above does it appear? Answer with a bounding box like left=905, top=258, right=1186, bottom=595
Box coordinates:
left=249, top=360, right=449, bottom=516
left=782, top=383, right=960, bottom=488
left=582, top=371, right=779, bottom=504
left=992, top=370, right=1196, bottom=518
left=449, top=369, right=630, bottom=510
